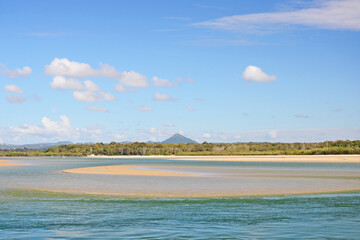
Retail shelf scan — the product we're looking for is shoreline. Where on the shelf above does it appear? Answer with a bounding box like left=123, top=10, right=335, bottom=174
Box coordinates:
left=86, top=155, right=360, bottom=163
left=16, top=187, right=360, bottom=198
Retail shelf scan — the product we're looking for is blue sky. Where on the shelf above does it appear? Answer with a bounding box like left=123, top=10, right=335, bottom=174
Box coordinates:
left=1, top=0, right=359, bottom=144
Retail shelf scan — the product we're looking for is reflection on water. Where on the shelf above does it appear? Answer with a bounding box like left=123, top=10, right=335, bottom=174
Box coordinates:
left=1, top=157, right=360, bottom=239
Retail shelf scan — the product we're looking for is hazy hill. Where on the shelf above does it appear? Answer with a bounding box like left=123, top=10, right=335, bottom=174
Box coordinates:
left=161, top=133, right=198, bottom=144
left=0, top=141, right=72, bottom=150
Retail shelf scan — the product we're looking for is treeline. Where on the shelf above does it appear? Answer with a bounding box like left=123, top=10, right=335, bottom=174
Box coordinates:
left=1, top=140, right=360, bottom=157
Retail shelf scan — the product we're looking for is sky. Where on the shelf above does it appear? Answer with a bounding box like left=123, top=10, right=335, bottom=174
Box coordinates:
left=0, top=0, right=360, bottom=144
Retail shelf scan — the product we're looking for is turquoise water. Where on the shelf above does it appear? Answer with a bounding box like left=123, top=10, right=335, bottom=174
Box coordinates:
left=1, top=157, right=360, bottom=239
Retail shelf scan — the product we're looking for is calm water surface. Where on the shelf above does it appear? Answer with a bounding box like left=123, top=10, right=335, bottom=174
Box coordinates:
left=1, top=157, right=360, bottom=239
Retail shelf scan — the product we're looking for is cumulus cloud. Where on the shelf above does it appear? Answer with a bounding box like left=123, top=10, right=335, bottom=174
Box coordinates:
left=6, top=95, right=26, bottom=104
left=152, top=76, right=176, bottom=87
left=243, top=65, right=276, bottom=83
left=50, top=76, right=84, bottom=90
left=73, top=90, right=102, bottom=102
left=86, top=106, right=109, bottom=112
left=54, top=79, right=115, bottom=102
left=45, top=58, right=120, bottom=79
left=121, top=71, right=148, bottom=88
left=4, top=85, right=24, bottom=94
left=5, top=116, right=108, bottom=143
left=195, top=0, right=360, bottom=32
left=139, top=106, right=153, bottom=112
left=115, top=84, right=136, bottom=93
left=153, top=93, right=174, bottom=101
left=0, top=64, right=32, bottom=78
left=45, top=58, right=149, bottom=88
left=9, top=115, right=72, bottom=138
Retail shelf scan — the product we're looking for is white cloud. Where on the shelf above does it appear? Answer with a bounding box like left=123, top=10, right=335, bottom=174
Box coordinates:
left=45, top=58, right=121, bottom=79
left=195, top=0, right=360, bottom=32
left=112, top=134, right=126, bottom=140
left=0, top=138, right=3, bottom=144
left=121, top=71, right=149, bottom=88
left=50, top=76, right=84, bottom=90
left=66, top=80, right=115, bottom=102
left=6, top=95, right=26, bottom=104
left=139, top=106, right=153, bottom=112
left=153, top=92, right=173, bottom=101
left=1, top=64, right=32, bottom=78
left=9, top=115, right=73, bottom=138
left=115, top=84, right=136, bottom=92
left=203, top=133, right=212, bottom=138
left=267, top=130, right=277, bottom=139
left=45, top=58, right=149, bottom=88
left=73, top=91, right=102, bottom=102
left=101, top=92, right=116, bottom=101
left=83, top=80, right=100, bottom=92
left=152, top=76, right=175, bottom=87
left=4, top=85, right=24, bottom=94
left=86, top=106, right=109, bottom=112
left=243, top=65, right=276, bottom=83
left=186, top=105, right=195, bottom=111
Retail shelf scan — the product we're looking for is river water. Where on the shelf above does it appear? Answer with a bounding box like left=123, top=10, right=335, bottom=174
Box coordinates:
left=1, top=157, right=360, bottom=239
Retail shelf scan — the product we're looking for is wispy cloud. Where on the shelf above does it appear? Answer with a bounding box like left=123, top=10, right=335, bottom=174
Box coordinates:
left=295, top=114, right=310, bottom=118
left=186, top=105, right=195, bottom=111
left=180, top=38, right=254, bottom=46
left=152, top=76, right=177, bottom=88
left=193, top=3, right=228, bottom=11
left=86, top=106, right=109, bottom=112
left=194, top=0, right=360, bottom=32
left=138, top=106, right=153, bottom=112
left=6, top=95, right=26, bottom=104
left=1, top=63, right=32, bottom=78
left=4, top=85, right=24, bottom=94
left=153, top=93, right=176, bottom=101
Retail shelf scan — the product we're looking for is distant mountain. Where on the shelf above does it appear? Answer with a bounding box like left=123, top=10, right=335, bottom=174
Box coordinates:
left=161, top=133, right=197, bottom=144
left=0, top=141, right=72, bottom=150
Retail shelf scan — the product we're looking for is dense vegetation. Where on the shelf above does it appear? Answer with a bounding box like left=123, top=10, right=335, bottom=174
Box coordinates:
left=1, top=140, right=360, bottom=157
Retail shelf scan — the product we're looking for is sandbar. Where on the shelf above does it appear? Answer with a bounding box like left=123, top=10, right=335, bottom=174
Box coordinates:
left=87, top=155, right=360, bottom=163
left=63, top=165, right=194, bottom=177
left=0, top=160, right=24, bottom=166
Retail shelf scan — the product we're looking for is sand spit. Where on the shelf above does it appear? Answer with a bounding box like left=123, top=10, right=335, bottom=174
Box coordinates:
left=63, top=165, right=194, bottom=177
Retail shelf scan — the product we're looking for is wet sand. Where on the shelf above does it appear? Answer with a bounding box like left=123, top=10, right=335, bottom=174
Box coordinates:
left=87, top=155, right=360, bottom=163
left=63, top=165, right=193, bottom=177
left=0, top=160, right=24, bottom=166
